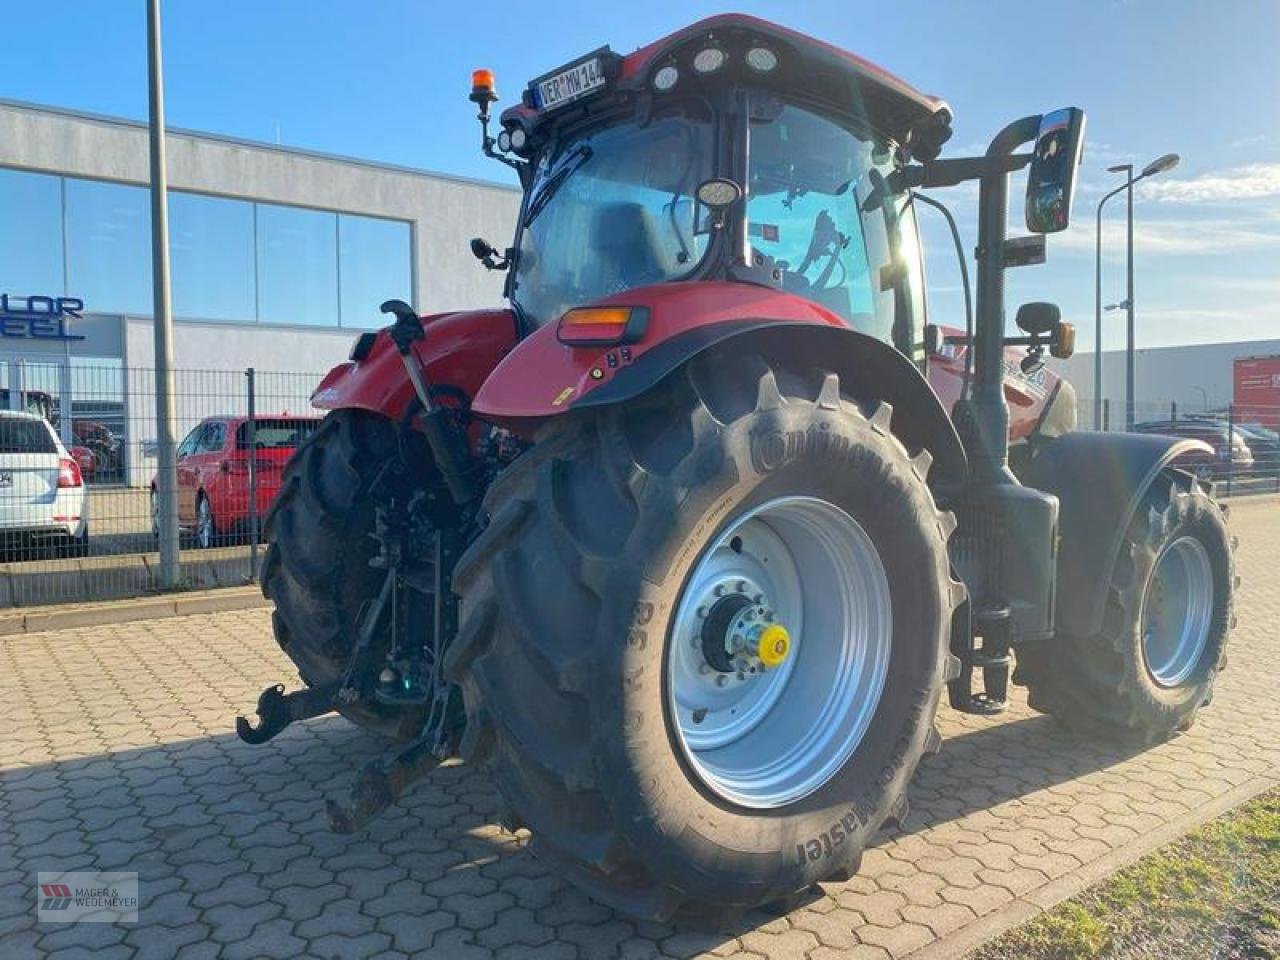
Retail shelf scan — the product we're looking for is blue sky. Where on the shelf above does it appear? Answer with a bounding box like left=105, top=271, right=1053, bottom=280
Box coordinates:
left=5, top=0, right=1278, bottom=349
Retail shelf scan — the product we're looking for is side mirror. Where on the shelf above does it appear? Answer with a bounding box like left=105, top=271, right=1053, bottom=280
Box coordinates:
left=470, top=237, right=510, bottom=271
left=1015, top=301, right=1060, bottom=337
left=1025, top=108, right=1086, bottom=234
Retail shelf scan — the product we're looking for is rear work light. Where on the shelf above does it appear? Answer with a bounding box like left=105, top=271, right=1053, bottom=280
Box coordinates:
left=556, top=306, right=649, bottom=347
left=57, top=458, right=83, bottom=488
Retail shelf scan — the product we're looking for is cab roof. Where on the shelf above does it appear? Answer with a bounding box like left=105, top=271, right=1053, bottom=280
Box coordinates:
left=502, top=13, right=952, bottom=157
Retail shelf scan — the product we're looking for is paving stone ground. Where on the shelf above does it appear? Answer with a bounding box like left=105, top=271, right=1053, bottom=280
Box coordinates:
left=1, top=497, right=1277, bottom=960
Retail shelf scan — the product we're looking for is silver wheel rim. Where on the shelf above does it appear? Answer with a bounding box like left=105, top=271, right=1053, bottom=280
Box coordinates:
left=197, top=499, right=213, bottom=548
left=1141, top=534, right=1214, bottom=688
left=667, top=495, right=892, bottom=809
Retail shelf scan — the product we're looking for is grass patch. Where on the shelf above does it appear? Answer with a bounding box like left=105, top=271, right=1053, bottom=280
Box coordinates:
left=971, top=787, right=1280, bottom=959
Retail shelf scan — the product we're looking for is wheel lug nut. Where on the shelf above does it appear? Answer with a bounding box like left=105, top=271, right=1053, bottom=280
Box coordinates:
left=697, top=606, right=708, bottom=618
left=714, top=585, right=726, bottom=597
left=715, top=675, right=728, bottom=687
left=753, top=594, right=764, bottom=604
left=736, top=580, right=747, bottom=593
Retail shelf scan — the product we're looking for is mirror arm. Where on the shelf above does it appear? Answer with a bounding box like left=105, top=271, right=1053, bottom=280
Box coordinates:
left=894, top=153, right=1032, bottom=193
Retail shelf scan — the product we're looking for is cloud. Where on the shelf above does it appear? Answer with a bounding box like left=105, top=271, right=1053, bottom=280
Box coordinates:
left=1050, top=214, right=1280, bottom=257
left=1141, top=163, right=1280, bottom=203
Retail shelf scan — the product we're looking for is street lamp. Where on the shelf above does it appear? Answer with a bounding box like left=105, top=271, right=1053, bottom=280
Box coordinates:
left=1093, top=152, right=1180, bottom=430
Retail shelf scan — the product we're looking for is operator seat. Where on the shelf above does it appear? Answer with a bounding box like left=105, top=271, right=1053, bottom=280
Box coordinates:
left=593, top=202, right=674, bottom=291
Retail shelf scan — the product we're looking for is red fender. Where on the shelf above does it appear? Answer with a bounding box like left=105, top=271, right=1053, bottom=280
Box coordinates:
left=471, top=282, right=846, bottom=423
left=311, top=309, right=518, bottom=420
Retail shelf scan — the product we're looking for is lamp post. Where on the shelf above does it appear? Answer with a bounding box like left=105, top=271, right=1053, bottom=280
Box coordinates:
left=1094, top=152, right=1180, bottom=430
left=147, top=0, right=180, bottom=588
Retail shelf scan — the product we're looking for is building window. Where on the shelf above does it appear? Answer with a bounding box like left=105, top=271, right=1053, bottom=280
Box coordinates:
left=170, top=192, right=256, bottom=323
left=338, top=214, right=412, bottom=329
left=255, top=203, right=339, bottom=327
left=0, top=168, right=65, bottom=297
left=65, top=178, right=153, bottom=315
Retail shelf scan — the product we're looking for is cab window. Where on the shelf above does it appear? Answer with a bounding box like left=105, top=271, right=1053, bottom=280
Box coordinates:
left=747, top=99, right=923, bottom=358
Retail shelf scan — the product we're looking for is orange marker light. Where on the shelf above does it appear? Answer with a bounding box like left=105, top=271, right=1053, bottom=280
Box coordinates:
left=471, top=68, right=495, bottom=92
left=556, top=307, right=649, bottom=347
left=470, top=68, right=498, bottom=108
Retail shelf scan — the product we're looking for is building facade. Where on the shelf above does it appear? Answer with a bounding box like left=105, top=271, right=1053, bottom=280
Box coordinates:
left=0, top=98, right=521, bottom=482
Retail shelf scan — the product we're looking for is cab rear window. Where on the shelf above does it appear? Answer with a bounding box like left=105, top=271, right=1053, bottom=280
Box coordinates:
left=236, top=419, right=320, bottom=449
left=0, top=419, right=57, bottom=453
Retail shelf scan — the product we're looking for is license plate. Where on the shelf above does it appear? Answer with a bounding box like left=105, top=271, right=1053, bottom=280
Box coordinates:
left=0, top=472, right=11, bottom=488
left=535, top=57, right=607, bottom=110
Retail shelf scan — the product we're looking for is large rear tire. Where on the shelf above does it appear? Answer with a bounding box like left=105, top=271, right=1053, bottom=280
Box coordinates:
left=1015, top=470, right=1233, bottom=742
left=447, top=352, right=961, bottom=922
left=261, top=408, right=435, bottom=740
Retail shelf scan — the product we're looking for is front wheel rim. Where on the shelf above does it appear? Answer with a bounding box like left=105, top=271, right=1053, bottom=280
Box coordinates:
left=667, top=495, right=892, bottom=809
left=1141, top=534, right=1214, bottom=688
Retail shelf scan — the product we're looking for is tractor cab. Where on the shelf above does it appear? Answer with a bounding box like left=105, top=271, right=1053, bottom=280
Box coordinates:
left=471, top=15, right=950, bottom=362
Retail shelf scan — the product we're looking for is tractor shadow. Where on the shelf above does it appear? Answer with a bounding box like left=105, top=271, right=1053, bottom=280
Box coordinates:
left=0, top=700, right=1146, bottom=954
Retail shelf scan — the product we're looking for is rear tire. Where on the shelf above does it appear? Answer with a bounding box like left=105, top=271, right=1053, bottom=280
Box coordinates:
left=261, top=408, right=435, bottom=740
left=448, top=352, right=960, bottom=921
left=1016, top=470, right=1233, bottom=742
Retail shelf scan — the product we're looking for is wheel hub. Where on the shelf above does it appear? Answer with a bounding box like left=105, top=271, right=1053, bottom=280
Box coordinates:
left=699, top=593, right=792, bottom=676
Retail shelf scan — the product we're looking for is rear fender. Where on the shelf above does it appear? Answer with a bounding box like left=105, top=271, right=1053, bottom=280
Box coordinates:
left=1021, top=431, right=1213, bottom=638
left=310, top=309, right=518, bottom=421
left=478, top=314, right=966, bottom=486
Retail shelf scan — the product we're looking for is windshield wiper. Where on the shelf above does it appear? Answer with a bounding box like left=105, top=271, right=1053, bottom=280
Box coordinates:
left=523, top=145, right=593, bottom=228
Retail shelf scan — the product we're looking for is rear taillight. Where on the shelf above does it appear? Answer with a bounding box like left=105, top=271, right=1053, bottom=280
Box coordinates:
left=57, top=458, right=83, bottom=488
left=556, top=306, right=649, bottom=347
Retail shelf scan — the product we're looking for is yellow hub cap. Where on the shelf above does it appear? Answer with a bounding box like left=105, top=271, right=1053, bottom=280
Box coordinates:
left=755, top=624, right=791, bottom=668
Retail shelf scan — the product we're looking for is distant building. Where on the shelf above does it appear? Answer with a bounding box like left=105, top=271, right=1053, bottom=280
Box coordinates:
left=0, top=98, right=520, bottom=482
left=1056, top=339, right=1280, bottom=426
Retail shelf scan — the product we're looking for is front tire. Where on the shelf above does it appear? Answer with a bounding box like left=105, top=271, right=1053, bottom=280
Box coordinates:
left=448, top=353, right=959, bottom=921
left=1016, top=470, right=1233, bottom=741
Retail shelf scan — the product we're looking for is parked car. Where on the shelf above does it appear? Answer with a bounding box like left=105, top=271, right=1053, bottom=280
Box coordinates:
left=69, top=444, right=96, bottom=479
left=1235, top=423, right=1280, bottom=476
left=72, top=420, right=124, bottom=480
left=1131, top=419, right=1254, bottom=478
left=151, top=415, right=321, bottom=548
left=0, top=411, right=89, bottom=557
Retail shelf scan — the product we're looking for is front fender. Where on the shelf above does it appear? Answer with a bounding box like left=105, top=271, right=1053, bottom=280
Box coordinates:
left=311, top=309, right=517, bottom=420
left=1022, top=431, right=1213, bottom=638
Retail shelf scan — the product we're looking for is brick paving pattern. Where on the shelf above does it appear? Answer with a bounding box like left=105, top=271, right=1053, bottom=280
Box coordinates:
left=1, top=497, right=1277, bottom=959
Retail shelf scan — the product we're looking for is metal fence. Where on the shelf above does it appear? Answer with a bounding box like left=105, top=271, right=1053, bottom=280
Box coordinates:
left=0, top=366, right=326, bottom=608
left=1, top=363, right=1274, bottom=611
left=1076, top=397, right=1280, bottom=497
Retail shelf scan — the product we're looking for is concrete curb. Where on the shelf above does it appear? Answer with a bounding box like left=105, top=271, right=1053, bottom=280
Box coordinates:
left=0, top=585, right=269, bottom=635
left=908, top=772, right=1280, bottom=960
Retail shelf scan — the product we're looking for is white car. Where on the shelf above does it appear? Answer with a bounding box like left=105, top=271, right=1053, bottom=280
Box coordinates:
left=0, top=411, right=89, bottom=557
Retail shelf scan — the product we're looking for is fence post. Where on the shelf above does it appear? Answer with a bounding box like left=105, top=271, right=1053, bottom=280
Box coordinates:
left=1103, top=398, right=1110, bottom=432
left=1170, top=400, right=1177, bottom=423
left=1226, top=403, right=1234, bottom=498
left=246, top=368, right=258, bottom=582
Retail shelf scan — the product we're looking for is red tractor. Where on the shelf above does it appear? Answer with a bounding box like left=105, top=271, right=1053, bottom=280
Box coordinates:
left=239, top=15, right=1234, bottom=922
